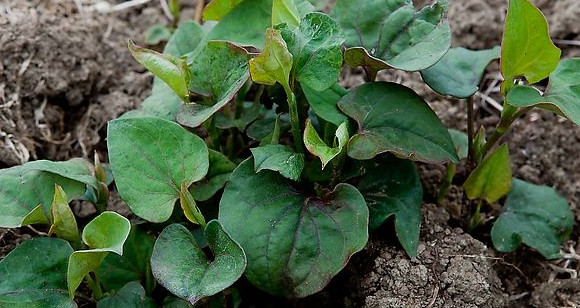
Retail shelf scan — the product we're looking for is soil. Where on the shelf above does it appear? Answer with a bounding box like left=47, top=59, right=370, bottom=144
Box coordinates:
left=1, top=0, right=580, bottom=307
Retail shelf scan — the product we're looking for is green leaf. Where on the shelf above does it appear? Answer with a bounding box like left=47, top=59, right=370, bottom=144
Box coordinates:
left=304, top=119, right=348, bottom=169
left=501, top=0, right=560, bottom=89
left=145, top=24, right=172, bottom=45
left=464, top=144, right=512, bottom=203
left=68, top=212, right=131, bottom=297
left=506, top=58, right=580, bottom=126
left=179, top=182, right=207, bottom=227
left=333, top=0, right=451, bottom=72
left=97, top=282, right=155, bottom=308
left=250, top=144, right=305, bottom=181
left=128, top=40, right=190, bottom=103
left=150, top=221, right=246, bottom=305
left=0, top=158, right=94, bottom=228
left=272, top=0, right=300, bottom=28
left=49, top=185, right=81, bottom=247
left=280, top=12, right=344, bottom=91
left=107, top=117, right=209, bottom=222
left=472, top=126, right=487, bottom=163
left=215, top=101, right=261, bottom=130
left=177, top=42, right=251, bottom=128
left=219, top=159, right=368, bottom=297
left=0, top=238, right=75, bottom=307
left=301, top=83, right=349, bottom=126
left=21, top=205, right=49, bottom=226
left=249, top=28, right=293, bottom=90
left=205, top=0, right=273, bottom=49
left=337, top=82, right=458, bottom=163
left=491, top=179, right=574, bottom=259
left=448, top=129, right=469, bottom=160
left=203, top=0, right=245, bottom=21
left=164, top=21, right=205, bottom=57
left=190, top=150, right=236, bottom=201
left=421, top=47, right=501, bottom=98
left=357, top=155, right=423, bottom=257
left=99, top=227, right=155, bottom=294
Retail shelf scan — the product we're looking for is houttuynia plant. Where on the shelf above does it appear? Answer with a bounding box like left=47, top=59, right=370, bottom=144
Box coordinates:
left=0, top=0, right=577, bottom=306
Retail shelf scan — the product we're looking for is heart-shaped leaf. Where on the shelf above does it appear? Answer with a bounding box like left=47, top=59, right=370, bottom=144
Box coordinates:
left=0, top=238, right=75, bottom=307
left=128, top=40, right=190, bottom=103
left=464, top=144, right=512, bottom=204
left=68, top=212, right=131, bottom=296
left=249, top=28, right=293, bottom=91
left=97, top=282, right=155, bottom=308
left=150, top=221, right=246, bottom=305
left=48, top=185, right=81, bottom=247
left=501, top=0, right=560, bottom=91
left=219, top=159, right=368, bottom=297
left=107, top=117, right=209, bottom=222
left=251, top=144, right=305, bottom=181
left=304, top=119, right=348, bottom=169
left=506, top=58, right=580, bottom=126
left=190, top=150, right=237, bottom=201
left=337, top=82, right=458, bottom=163
left=421, top=47, right=501, bottom=98
left=272, top=0, right=300, bottom=29
left=301, top=83, right=349, bottom=126
left=99, top=227, right=156, bottom=293
left=332, top=0, right=450, bottom=73
left=145, top=24, right=172, bottom=45
left=491, top=179, right=574, bottom=259
left=279, top=12, right=344, bottom=91
left=356, top=155, right=423, bottom=257
left=177, top=42, right=251, bottom=128
left=0, top=158, right=95, bottom=228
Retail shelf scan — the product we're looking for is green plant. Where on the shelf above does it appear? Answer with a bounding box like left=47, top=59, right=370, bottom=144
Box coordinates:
left=0, top=0, right=577, bottom=306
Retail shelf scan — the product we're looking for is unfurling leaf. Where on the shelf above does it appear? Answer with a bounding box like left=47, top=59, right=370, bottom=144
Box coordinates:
left=128, top=40, right=190, bottom=103
left=151, top=221, right=246, bottom=305
left=48, top=185, right=81, bottom=247
left=304, top=119, right=348, bottom=169
left=464, top=144, right=512, bottom=203
left=251, top=144, right=305, bottom=181
left=501, top=0, right=560, bottom=92
left=249, top=28, right=293, bottom=92
left=491, top=179, right=574, bottom=259
left=179, top=181, right=206, bottom=228
left=272, top=0, right=300, bottom=28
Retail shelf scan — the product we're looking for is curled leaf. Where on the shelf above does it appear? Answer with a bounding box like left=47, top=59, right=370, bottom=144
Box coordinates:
left=303, top=119, right=348, bottom=169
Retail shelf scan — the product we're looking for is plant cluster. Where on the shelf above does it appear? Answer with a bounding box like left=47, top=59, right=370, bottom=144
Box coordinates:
left=0, top=0, right=578, bottom=306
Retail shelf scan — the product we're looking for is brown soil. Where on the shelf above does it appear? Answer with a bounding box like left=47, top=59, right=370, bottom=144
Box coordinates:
left=1, top=0, right=580, bottom=307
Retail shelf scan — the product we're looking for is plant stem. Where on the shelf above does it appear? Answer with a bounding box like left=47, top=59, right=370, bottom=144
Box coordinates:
left=466, top=97, right=475, bottom=170
left=469, top=199, right=483, bottom=230
left=363, top=66, right=377, bottom=82
left=285, top=87, right=304, bottom=153
left=437, top=163, right=456, bottom=205
left=481, top=106, right=531, bottom=157
left=86, top=273, right=103, bottom=300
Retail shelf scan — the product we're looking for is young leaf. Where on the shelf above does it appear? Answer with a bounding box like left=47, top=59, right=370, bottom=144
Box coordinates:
left=144, top=24, right=172, bottom=45
left=337, top=82, right=459, bottom=163
left=190, top=150, right=237, bottom=201
left=0, top=238, right=74, bottom=307
left=219, top=159, right=368, bottom=297
left=107, top=117, right=209, bottom=222
left=448, top=129, right=469, bottom=160
left=128, top=40, right=190, bottom=103
left=357, top=155, right=423, bottom=257
left=177, top=42, right=251, bottom=128
left=250, top=144, right=305, bottom=181
left=0, top=158, right=95, bottom=228
left=179, top=182, right=207, bottom=228
left=301, top=83, right=349, bottom=126
left=463, top=144, right=512, bottom=203
left=150, top=221, right=246, bottom=305
left=203, top=0, right=245, bottom=21
left=491, top=179, right=574, bottom=259
left=272, top=0, right=300, bottom=28
left=303, top=119, right=348, bottom=169
left=421, top=47, right=501, bottom=98
left=68, top=212, right=131, bottom=297
left=332, top=0, right=450, bottom=73
left=280, top=12, right=344, bottom=91
left=473, top=126, right=487, bottom=163
left=506, top=58, right=580, bottom=126
left=99, top=227, right=156, bottom=294
left=49, top=185, right=81, bottom=247
left=249, top=28, right=293, bottom=91
left=501, top=0, right=560, bottom=90
left=97, top=282, right=155, bottom=308
left=164, top=21, right=205, bottom=58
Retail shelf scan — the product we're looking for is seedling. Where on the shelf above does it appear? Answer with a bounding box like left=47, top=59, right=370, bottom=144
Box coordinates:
left=0, top=0, right=576, bottom=305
